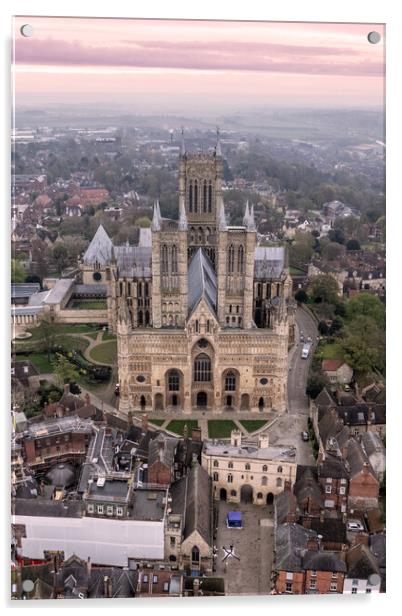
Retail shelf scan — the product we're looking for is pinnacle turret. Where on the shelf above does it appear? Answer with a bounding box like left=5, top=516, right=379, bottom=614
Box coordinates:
left=218, top=196, right=227, bottom=230
left=215, top=127, right=222, bottom=157
left=180, top=127, right=185, bottom=156
left=151, top=199, right=162, bottom=231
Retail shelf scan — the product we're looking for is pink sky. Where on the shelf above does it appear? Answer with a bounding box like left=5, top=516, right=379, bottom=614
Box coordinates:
left=13, top=17, right=385, bottom=110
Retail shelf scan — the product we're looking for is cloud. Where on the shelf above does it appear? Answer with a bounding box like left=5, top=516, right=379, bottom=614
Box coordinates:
left=14, top=37, right=383, bottom=77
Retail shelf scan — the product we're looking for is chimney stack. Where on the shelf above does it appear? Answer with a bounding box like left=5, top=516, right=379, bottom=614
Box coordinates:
left=258, top=433, right=269, bottom=449
left=191, top=427, right=202, bottom=442
left=85, top=393, right=91, bottom=407
left=230, top=429, right=242, bottom=448
left=142, top=413, right=148, bottom=432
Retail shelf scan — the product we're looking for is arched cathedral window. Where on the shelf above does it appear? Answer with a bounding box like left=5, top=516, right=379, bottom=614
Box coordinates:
left=203, top=180, right=207, bottom=212
left=194, top=353, right=211, bottom=382
left=238, top=245, right=244, bottom=274
left=225, top=371, right=236, bottom=391
left=208, top=181, right=212, bottom=212
left=161, top=245, right=169, bottom=274
left=189, top=181, right=193, bottom=212
left=171, top=245, right=178, bottom=274
left=228, top=245, right=235, bottom=274
left=194, top=180, right=198, bottom=213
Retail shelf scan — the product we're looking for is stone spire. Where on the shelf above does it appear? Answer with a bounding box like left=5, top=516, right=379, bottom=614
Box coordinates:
left=215, top=127, right=222, bottom=157
left=180, top=126, right=185, bottom=156
left=151, top=199, right=161, bottom=231
left=243, top=200, right=250, bottom=226
left=218, top=196, right=227, bottom=230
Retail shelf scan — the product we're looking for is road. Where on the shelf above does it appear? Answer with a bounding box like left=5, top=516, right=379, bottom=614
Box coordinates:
left=287, top=306, right=318, bottom=415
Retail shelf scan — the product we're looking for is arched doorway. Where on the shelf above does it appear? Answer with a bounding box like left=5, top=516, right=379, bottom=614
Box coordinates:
left=197, top=391, right=207, bottom=408
left=240, top=484, right=253, bottom=504
left=226, top=395, right=233, bottom=407
left=140, top=395, right=146, bottom=411
left=220, top=488, right=227, bottom=501
left=171, top=394, right=178, bottom=407
left=266, top=492, right=274, bottom=506
left=154, top=393, right=163, bottom=411
left=258, top=397, right=265, bottom=412
left=240, top=393, right=250, bottom=411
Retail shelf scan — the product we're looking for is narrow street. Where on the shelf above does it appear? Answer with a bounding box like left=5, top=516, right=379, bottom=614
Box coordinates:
left=287, top=306, right=318, bottom=415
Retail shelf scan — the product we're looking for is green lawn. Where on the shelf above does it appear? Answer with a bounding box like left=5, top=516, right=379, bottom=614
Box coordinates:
left=208, top=420, right=237, bottom=439
left=239, top=420, right=269, bottom=434
left=166, top=420, right=198, bottom=436
left=15, top=354, right=54, bottom=374
left=149, top=419, right=165, bottom=427
left=102, top=331, right=116, bottom=341
left=88, top=340, right=117, bottom=365
left=317, top=342, right=344, bottom=360
left=69, top=300, right=107, bottom=310
left=290, top=266, right=307, bottom=276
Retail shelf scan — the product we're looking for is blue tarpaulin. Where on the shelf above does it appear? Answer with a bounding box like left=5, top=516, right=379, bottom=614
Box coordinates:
left=226, top=511, right=243, bottom=528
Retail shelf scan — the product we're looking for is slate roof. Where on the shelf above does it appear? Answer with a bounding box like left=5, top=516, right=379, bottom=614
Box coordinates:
left=82, top=224, right=113, bottom=266
left=148, top=433, right=178, bottom=468
left=369, top=534, right=386, bottom=568
left=275, top=523, right=317, bottom=572
left=346, top=544, right=380, bottom=579
left=294, top=467, right=323, bottom=508
left=275, top=489, right=300, bottom=524
left=188, top=248, right=217, bottom=315
left=14, top=498, right=84, bottom=518
left=170, top=462, right=212, bottom=545
left=318, top=452, right=349, bottom=480
left=314, top=387, right=337, bottom=412
left=346, top=438, right=376, bottom=479
left=302, top=550, right=347, bottom=573
left=360, top=431, right=385, bottom=458
left=318, top=409, right=350, bottom=450
left=309, top=518, right=347, bottom=544
left=336, top=404, right=386, bottom=427
left=88, top=568, right=138, bottom=598
left=254, top=246, right=285, bottom=280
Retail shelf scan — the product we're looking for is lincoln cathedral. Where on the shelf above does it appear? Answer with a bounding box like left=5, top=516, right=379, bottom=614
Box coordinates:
left=81, top=133, right=295, bottom=415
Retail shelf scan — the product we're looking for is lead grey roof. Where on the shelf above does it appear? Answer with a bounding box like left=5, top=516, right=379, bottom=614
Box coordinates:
left=43, top=279, right=74, bottom=305
left=303, top=550, right=347, bottom=573
left=11, top=283, right=41, bottom=299
left=73, top=283, right=107, bottom=296
left=346, top=438, right=376, bottom=478
left=184, top=462, right=212, bottom=544
left=82, top=224, right=113, bottom=266
left=254, top=246, right=285, bottom=280
left=114, top=245, right=152, bottom=277
left=14, top=498, right=84, bottom=518
left=188, top=248, right=217, bottom=315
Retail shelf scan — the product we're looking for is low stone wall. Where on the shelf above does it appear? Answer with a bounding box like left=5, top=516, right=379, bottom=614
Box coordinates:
left=56, top=309, right=108, bottom=324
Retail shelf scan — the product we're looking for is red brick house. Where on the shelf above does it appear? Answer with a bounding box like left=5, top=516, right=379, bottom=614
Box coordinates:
left=317, top=452, right=349, bottom=513
left=147, top=433, right=178, bottom=486
left=346, top=439, right=379, bottom=512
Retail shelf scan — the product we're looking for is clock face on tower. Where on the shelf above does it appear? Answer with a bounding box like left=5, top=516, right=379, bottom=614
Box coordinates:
left=93, top=272, right=102, bottom=281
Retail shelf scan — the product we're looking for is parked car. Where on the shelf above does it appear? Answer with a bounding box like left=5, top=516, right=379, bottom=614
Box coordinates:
left=347, top=520, right=365, bottom=532
left=301, top=431, right=309, bottom=441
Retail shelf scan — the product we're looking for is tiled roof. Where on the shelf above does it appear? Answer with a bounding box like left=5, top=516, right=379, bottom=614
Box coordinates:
left=322, top=359, right=346, bottom=372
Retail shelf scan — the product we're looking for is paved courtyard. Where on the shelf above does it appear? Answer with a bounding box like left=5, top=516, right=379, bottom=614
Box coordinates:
left=214, top=500, right=274, bottom=596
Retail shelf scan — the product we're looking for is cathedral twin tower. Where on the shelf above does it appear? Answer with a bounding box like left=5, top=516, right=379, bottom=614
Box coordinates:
left=84, top=131, right=294, bottom=414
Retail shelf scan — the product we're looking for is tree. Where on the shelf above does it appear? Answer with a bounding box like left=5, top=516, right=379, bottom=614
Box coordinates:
left=340, top=315, right=385, bottom=374
left=11, top=259, right=26, bottom=282
left=135, top=216, right=151, bottom=228
left=322, top=241, right=345, bottom=261
left=328, top=228, right=345, bottom=245
left=289, top=232, right=314, bottom=266
left=52, top=243, right=69, bottom=274
left=346, top=238, right=361, bottom=251
left=346, top=293, right=385, bottom=329
left=295, top=289, right=308, bottom=304
left=39, top=315, right=58, bottom=361
left=51, top=353, right=80, bottom=387
left=318, top=321, right=329, bottom=335
left=306, top=373, right=329, bottom=398
left=329, top=315, right=344, bottom=335
left=308, top=275, right=340, bottom=305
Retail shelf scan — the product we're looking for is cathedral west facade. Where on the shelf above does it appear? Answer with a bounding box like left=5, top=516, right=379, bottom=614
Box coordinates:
left=81, top=134, right=295, bottom=415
